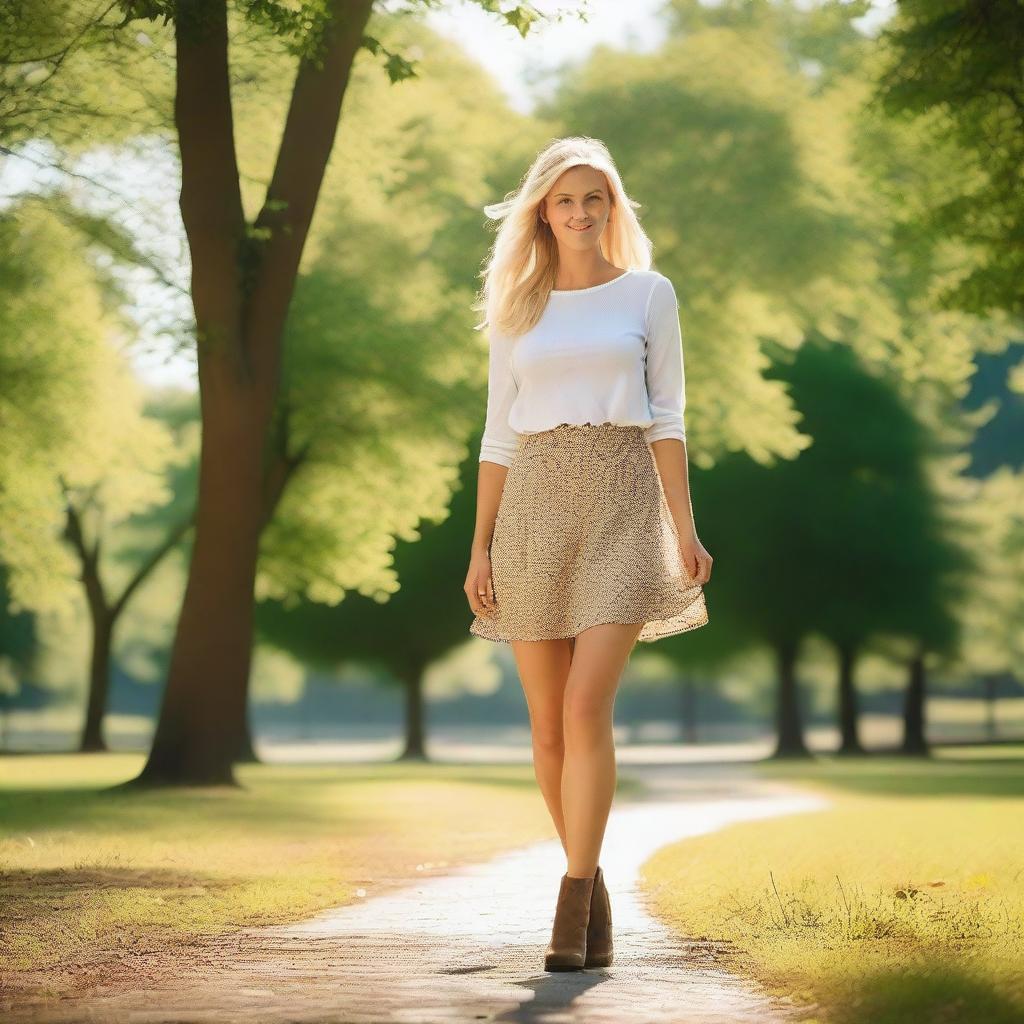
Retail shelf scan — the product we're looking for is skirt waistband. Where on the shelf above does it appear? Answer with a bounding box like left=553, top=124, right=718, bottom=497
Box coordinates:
left=520, top=421, right=646, bottom=443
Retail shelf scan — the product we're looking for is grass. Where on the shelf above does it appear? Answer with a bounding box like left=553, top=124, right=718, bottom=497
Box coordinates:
left=0, top=752, right=621, bottom=996
left=640, top=749, right=1024, bottom=1024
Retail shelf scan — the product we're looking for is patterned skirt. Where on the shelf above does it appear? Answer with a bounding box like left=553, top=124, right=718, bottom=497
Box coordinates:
left=469, top=422, right=709, bottom=644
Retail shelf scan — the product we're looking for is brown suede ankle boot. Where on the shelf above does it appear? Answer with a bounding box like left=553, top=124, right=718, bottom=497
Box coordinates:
left=584, top=865, right=613, bottom=967
left=543, top=872, right=595, bottom=971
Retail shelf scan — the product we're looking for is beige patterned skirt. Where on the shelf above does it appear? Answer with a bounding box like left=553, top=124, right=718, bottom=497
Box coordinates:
left=470, top=422, right=709, bottom=644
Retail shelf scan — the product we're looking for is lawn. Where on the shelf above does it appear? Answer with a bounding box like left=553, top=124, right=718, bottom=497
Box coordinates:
left=640, top=749, right=1024, bottom=1024
left=0, top=753, right=617, bottom=999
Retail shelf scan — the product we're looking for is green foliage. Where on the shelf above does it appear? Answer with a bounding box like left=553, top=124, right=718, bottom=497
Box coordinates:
left=0, top=2, right=175, bottom=150
left=547, top=1, right=1021, bottom=698
left=361, top=33, right=418, bottom=83
left=691, top=339, right=967, bottom=672
left=0, top=566, right=36, bottom=705
left=233, top=19, right=516, bottom=611
left=0, top=193, right=191, bottom=688
left=952, top=466, right=1024, bottom=679
left=0, top=0, right=565, bottom=135
left=872, top=1, right=1024, bottom=317
left=666, top=0, right=874, bottom=87
left=0, top=203, right=122, bottom=613
left=543, top=2, right=877, bottom=463
left=4, top=0, right=1018, bottom=714
left=1, top=4, right=547, bottom=706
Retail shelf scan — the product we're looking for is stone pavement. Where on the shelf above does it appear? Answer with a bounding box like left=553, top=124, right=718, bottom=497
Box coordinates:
left=10, top=765, right=828, bottom=1023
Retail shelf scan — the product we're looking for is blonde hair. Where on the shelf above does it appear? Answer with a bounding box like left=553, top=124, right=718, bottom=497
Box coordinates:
left=474, top=136, right=654, bottom=339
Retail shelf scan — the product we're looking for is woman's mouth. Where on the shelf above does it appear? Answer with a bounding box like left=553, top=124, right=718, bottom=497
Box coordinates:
left=568, top=224, right=592, bottom=232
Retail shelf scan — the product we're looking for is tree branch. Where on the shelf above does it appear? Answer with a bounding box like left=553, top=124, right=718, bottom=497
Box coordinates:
left=111, top=508, right=196, bottom=618
left=174, top=0, right=248, bottom=385
left=244, top=0, right=376, bottom=391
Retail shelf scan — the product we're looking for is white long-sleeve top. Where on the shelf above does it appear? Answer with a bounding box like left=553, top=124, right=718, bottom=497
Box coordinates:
left=479, top=268, right=688, bottom=468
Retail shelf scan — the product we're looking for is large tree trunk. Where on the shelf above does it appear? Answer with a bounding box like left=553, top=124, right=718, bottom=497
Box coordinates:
left=139, top=420, right=263, bottom=784
left=233, top=703, right=260, bottom=764
left=773, top=637, right=810, bottom=758
left=232, top=412, right=311, bottom=766
left=836, top=643, right=864, bottom=756
left=399, top=663, right=427, bottom=761
left=130, top=0, right=374, bottom=787
left=901, top=651, right=929, bottom=756
left=80, top=612, right=114, bottom=752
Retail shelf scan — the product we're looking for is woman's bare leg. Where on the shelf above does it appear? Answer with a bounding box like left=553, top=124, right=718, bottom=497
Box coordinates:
left=511, top=636, right=574, bottom=853
left=561, top=622, right=643, bottom=877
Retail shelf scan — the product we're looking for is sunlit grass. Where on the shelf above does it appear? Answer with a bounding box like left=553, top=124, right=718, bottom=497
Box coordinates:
left=0, top=753, right=606, bottom=981
left=641, top=751, right=1024, bottom=1024
left=936, top=742, right=1024, bottom=761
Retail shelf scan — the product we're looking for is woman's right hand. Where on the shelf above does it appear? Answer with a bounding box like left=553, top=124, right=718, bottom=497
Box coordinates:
left=465, top=548, right=496, bottom=616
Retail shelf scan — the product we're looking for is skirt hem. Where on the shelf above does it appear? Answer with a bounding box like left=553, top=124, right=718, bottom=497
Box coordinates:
left=470, top=599, right=709, bottom=645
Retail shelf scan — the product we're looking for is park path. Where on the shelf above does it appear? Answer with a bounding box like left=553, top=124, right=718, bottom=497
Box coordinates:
left=14, top=765, right=827, bottom=1024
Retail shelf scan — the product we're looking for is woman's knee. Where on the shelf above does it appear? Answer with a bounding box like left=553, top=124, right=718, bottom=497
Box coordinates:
left=562, top=689, right=614, bottom=745
left=530, top=720, right=565, bottom=755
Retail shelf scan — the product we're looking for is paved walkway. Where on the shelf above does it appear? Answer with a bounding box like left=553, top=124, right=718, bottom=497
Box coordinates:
left=11, top=765, right=827, bottom=1023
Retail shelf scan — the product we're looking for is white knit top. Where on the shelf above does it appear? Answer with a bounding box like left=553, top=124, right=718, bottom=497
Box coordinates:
left=479, top=268, right=688, bottom=468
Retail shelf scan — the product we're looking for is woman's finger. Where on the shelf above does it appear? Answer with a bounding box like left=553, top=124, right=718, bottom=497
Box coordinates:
left=473, top=574, right=494, bottom=613
left=682, top=545, right=699, bottom=581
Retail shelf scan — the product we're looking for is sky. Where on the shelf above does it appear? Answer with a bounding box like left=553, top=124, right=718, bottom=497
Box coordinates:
left=2, top=0, right=896, bottom=391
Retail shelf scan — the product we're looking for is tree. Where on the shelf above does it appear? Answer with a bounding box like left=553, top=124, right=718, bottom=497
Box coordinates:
left=4, top=2, right=558, bottom=775
left=64, top=388, right=197, bottom=752
left=695, top=339, right=974, bottom=759
left=103, top=0, right=560, bottom=785
left=255, top=427, right=493, bottom=761
left=230, top=21, right=536, bottom=757
left=779, top=341, right=969, bottom=756
left=0, top=199, right=194, bottom=751
left=873, top=0, right=1024, bottom=318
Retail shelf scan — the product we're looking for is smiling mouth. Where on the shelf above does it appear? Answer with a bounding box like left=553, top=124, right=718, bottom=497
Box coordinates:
left=569, top=224, right=592, bottom=232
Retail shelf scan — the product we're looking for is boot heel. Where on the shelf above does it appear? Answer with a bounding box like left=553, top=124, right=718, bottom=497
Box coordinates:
left=584, top=865, right=613, bottom=968
left=543, top=872, right=595, bottom=971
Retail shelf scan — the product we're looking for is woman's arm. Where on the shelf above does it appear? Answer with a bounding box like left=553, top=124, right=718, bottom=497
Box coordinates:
left=478, top=325, right=520, bottom=468
left=467, top=327, right=520, bottom=614
left=642, top=275, right=688, bottom=446
left=650, top=437, right=697, bottom=542
left=472, top=462, right=508, bottom=558
left=643, top=276, right=712, bottom=585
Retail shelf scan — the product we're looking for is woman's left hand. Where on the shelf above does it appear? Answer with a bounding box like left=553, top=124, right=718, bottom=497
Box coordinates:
left=677, top=528, right=713, bottom=585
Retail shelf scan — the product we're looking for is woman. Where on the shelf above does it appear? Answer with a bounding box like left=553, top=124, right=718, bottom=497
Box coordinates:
left=464, top=137, right=713, bottom=972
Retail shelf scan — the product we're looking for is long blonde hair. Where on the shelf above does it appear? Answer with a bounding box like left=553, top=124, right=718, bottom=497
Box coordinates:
left=475, top=136, right=654, bottom=338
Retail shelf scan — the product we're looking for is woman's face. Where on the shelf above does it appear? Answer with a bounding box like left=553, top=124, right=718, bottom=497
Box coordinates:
left=540, top=165, right=612, bottom=251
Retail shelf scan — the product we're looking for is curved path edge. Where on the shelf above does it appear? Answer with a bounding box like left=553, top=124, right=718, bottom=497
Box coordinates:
left=9, top=764, right=828, bottom=1023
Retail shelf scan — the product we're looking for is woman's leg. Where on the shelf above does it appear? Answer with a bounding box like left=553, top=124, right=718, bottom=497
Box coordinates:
left=561, top=622, right=643, bottom=877
left=511, top=636, right=574, bottom=853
